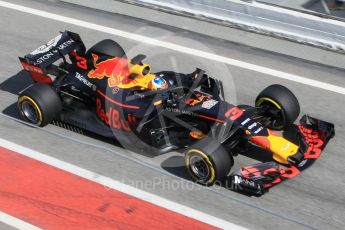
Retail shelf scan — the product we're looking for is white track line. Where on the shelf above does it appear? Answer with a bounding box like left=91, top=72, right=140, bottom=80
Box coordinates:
left=0, top=211, right=42, bottom=230
left=0, top=1, right=345, bottom=95
left=0, top=138, right=247, bottom=230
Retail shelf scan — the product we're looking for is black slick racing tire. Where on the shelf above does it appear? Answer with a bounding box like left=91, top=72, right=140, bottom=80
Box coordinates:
left=18, top=83, right=62, bottom=127
left=255, top=84, right=300, bottom=130
left=86, top=39, right=126, bottom=58
left=185, top=138, right=233, bottom=186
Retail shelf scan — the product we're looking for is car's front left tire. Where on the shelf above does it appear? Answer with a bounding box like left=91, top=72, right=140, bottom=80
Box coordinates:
left=185, top=138, right=233, bottom=186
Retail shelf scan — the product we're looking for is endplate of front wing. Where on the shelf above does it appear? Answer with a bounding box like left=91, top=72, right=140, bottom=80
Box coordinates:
left=228, top=115, right=335, bottom=196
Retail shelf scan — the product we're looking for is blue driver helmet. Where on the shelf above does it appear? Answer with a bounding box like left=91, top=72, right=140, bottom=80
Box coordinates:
left=152, top=77, right=168, bottom=89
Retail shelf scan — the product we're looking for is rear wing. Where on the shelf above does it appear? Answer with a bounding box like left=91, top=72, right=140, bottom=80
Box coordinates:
left=19, top=31, right=86, bottom=84
left=21, top=31, right=85, bottom=67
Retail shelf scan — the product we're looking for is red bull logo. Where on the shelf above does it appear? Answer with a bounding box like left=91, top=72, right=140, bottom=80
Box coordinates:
left=88, top=54, right=132, bottom=87
left=96, top=98, right=136, bottom=131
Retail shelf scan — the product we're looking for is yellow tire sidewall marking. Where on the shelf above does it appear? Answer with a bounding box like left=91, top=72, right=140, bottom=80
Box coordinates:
left=185, top=149, right=216, bottom=185
left=256, top=97, right=282, bottom=110
left=18, top=96, right=43, bottom=126
left=256, top=97, right=284, bottom=129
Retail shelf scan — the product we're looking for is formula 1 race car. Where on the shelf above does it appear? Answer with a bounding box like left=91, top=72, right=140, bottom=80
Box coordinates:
left=17, top=31, right=335, bottom=195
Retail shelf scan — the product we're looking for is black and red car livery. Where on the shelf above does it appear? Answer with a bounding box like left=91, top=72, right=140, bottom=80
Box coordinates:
left=16, top=31, right=335, bottom=195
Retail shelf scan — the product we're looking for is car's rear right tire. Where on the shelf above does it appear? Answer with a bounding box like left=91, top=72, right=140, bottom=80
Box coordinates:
left=86, top=39, right=126, bottom=58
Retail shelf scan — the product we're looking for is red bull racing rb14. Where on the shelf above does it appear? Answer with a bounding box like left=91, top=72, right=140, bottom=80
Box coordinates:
left=16, top=31, right=335, bottom=196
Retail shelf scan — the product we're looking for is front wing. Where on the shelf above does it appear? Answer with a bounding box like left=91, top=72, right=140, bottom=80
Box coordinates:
left=228, top=115, right=335, bottom=196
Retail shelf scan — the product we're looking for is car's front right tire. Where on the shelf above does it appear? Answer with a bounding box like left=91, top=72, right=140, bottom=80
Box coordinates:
left=255, top=84, right=300, bottom=130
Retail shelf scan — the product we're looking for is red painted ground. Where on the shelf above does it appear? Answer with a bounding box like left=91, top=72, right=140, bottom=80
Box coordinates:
left=0, top=146, right=217, bottom=230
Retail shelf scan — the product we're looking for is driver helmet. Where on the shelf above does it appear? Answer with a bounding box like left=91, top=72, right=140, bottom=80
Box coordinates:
left=151, top=77, right=168, bottom=90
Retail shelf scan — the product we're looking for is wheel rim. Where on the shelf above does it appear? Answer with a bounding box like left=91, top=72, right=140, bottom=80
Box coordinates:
left=256, top=98, right=286, bottom=130
left=265, top=102, right=285, bottom=129
left=21, top=100, right=39, bottom=124
left=189, top=154, right=210, bottom=181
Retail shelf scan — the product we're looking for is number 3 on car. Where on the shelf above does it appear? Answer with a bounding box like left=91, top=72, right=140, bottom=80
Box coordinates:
left=225, top=107, right=243, bottom=121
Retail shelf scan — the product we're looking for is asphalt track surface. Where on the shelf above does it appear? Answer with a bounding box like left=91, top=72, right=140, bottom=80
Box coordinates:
left=0, top=0, right=345, bottom=229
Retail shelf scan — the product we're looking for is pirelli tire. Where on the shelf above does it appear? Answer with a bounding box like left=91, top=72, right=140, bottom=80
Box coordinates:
left=255, top=84, right=300, bottom=130
left=86, top=39, right=126, bottom=58
left=18, top=83, right=62, bottom=127
left=185, top=138, right=233, bottom=186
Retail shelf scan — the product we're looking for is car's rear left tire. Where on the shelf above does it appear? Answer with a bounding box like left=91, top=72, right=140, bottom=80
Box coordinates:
left=18, top=83, right=62, bottom=127
left=185, top=138, right=233, bottom=186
